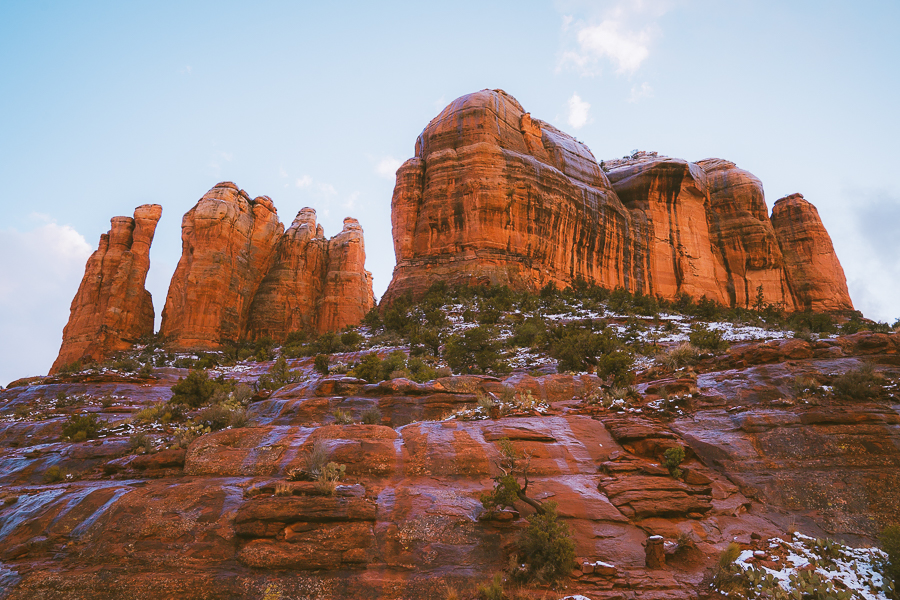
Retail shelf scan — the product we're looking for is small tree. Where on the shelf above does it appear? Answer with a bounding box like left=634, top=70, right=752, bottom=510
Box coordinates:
left=481, top=438, right=544, bottom=515
left=516, top=501, right=575, bottom=583
left=314, top=354, right=330, bottom=376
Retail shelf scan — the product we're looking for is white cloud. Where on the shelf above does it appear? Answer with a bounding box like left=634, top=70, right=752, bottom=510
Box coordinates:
left=375, top=156, right=402, bottom=180
left=559, top=1, right=669, bottom=75
left=629, top=82, right=654, bottom=102
left=434, top=96, right=447, bottom=112
left=317, top=182, right=337, bottom=195
left=344, top=191, right=360, bottom=210
left=179, top=65, right=192, bottom=75
left=0, top=222, right=93, bottom=385
left=295, top=175, right=312, bottom=188
left=566, top=93, right=592, bottom=129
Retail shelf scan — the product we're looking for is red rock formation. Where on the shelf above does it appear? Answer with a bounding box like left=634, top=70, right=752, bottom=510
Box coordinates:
left=385, top=90, right=852, bottom=313
left=698, top=159, right=796, bottom=310
left=159, top=182, right=284, bottom=348
left=606, top=157, right=730, bottom=304
left=384, top=89, right=646, bottom=303
left=771, top=193, right=853, bottom=312
left=50, top=204, right=162, bottom=372
left=247, top=211, right=375, bottom=338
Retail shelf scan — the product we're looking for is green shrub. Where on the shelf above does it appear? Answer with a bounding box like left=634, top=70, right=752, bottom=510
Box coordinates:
left=361, top=407, right=382, bottom=425
left=510, top=317, right=546, bottom=349
left=406, top=357, right=439, bottom=383
left=880, top=524, right=900, bottom=587
left=133, top=402, right=185, bottom=424
left=663, top=446, right=685, bottom=478
left=169, top=370, right=220, bottom=407
left=314, top=354, right=330, bottom=376
left=196, top=404, right=249, bottom=431
left=549, top=323, right=623, bottom=373
left=303, top=439, right=329, bottom=480
left=445, top=326, right=502, bottom=374
left=43, top=465, right=69, bottom=483
left=129, top=432, right=153, bottom=454
left=597, top=350, right=635, bottom=386
left=340, top=330, right=363, bottom=350
left=315, top=462, right=346, bottom=496
left=515, top=501, right=575, bottom=583
left=688, top=323, right=729, bottom=352
left=660, top=342, right=700, bottom=370
left=58, top=359, right=83, bottom=374
left=476, top=574, right=505, bottom=600
left=833, top=363, right=883, bottom=401
left=332, top=408, right=354, bottom=425
left=352, top=353, right=384, bottom=383
left=61, top=413, right=102, bottom=441
left=257, top=356, right=302, bottom=390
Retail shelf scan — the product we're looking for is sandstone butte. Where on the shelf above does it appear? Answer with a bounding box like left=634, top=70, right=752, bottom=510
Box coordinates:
left=49, top=204, right=162, bottom=374
left=383, top=89, right=853, bottom=313
left=159, top=182, right=375, bottom=350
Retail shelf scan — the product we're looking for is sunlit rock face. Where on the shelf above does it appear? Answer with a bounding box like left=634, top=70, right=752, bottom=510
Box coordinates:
left=384, top=89, right=852, bottom=313
left=771, top=193, right=853, bottom=312
left=160, top=184, right=374, bottom=349
left=160, top=182, right=284, bottom=349
left=247, top=212, right=375, bottom=338
left=384, top=89, right=648, bottom=303
left=50, top=204, right=162, bottom=373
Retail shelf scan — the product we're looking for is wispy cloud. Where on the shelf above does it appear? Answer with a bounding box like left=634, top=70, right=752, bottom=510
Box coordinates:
left=296, top=175, right=312, bottom=188
left=558, top=1, right=671, bottom=76
left=375, top=156, right=402, bottom=180
left=566, top=93, right=592, bottom=129
left=629, top=82, right=654, bottom=102
left=344, top=191, right=360, bottom=210
left=317, top=182, right=337, bottom=195
left=179, top=65, right=192, bottom=75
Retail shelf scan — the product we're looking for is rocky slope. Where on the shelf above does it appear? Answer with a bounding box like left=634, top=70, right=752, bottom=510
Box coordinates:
left=383, top=90, right=853, bottom=314
left=8, top=291, right=898, bottom=599
left=50, top=205, right=162, bottom=373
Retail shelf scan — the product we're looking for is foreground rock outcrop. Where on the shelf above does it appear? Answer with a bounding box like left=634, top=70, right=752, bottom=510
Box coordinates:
left=384, top=89, right=852, bottom=314
left=161, top=184, right=374, bottom=349
left=50, top=205, right=162, bottom=372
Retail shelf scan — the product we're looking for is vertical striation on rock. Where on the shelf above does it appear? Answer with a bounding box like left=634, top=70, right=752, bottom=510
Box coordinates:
left=247, top=212, right=375, bottom=338
left=383, top=88, right=646, bottom=303
left=696, top=159, right=796, bottom=310
left=606, top=157, right=730, bottom=304
left=385, top=89, right=851, bottom=313
left=160, top=182, right=284, bottom=349
left=50, top=204, right=162, bottom=373
left=771, top=193, right=853, bottom=312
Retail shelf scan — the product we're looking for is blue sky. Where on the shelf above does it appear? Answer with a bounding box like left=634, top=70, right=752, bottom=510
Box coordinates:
left=1, top=0, right=898, bottom=385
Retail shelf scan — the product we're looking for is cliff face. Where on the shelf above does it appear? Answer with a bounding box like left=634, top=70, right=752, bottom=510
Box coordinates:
left=771, top=193, right=853, bottom=312
left=160, top=185, right=374, bottom=348
left=50, top=205, right=162, bottom=373
left=384, top=89, right=647, bottom=303
left=385, top=89, right=852, bottom=312
left=247, top=212, right=375, bottom=338
left=159, top=183, right=284, bottom=348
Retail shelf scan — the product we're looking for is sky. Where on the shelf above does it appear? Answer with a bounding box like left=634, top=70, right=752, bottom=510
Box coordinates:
left=1, top=0, right=898, bottom=385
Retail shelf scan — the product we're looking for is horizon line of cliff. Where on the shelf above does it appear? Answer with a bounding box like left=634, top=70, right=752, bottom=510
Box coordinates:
left=49, top=88, right=854, bottom=374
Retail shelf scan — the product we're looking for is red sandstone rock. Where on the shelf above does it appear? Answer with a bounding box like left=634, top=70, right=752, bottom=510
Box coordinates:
left=247, top=211, right=375, bottom=338
left=697, top=158, right=796, bottom=310
left=160, top=182, right=283, bottom=348
left=50, top=205, right=162, bottom=372
left=607, top=157, right=730, bottom=304
left=384, top=90, right=851, bottom=313
left=771, top=193, right=853, bottom=312
left=383, top=89, right=644, bottom=303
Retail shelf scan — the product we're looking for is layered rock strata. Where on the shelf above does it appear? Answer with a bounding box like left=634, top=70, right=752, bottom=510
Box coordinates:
left=771, top=193, right=853, bottom=312
left=161, top=184, right=374, bottom=348
left=50, top=204, right=162, bottom=372
left=384, top=89, right=853, bottom=313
